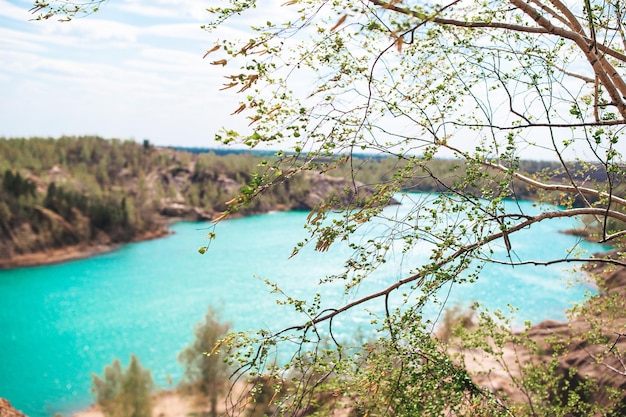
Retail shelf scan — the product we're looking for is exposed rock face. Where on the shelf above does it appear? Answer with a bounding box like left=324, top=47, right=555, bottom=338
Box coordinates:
left=587, top=249, right=626, bottom=291
left=562, top=251, right=626, bottom=412
left=159, top=200, right=215, bottom=221
left=296, top=173, right=360, bottom=210
left=157, top=171, right=386, bottom=219
left=0, top=399, right=26, bottom=417
left=293, top=172, right=398, bottom=211
left=213, top=174, right=241, bottom=197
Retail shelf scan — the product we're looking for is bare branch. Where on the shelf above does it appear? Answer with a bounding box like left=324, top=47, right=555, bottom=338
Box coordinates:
left=511, top=0, right=626, bottom=118
left=485, top=161, right=626, bottom=210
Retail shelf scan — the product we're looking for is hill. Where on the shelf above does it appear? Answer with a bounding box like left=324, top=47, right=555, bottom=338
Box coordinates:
left=0, top=136, right=385, bottom=268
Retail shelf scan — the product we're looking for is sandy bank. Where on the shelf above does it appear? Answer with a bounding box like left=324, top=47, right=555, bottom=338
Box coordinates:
left=70, top=384, right=256, bottom=417
left=72, top=390, right=210, bottom=417
left=0, top=229, right=172, bottom=270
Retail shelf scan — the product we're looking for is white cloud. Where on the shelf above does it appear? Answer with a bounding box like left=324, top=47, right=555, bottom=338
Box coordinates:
left=0, top=0, right=32, bottom=20
left=111, top=0, right=209, bottom=21
left=0, top=0, right=284, bottom=147
left=113, top=3, right=188, bottom=19
left=138, top=46, right=204, bottom=64
left=39, top=18, right=139, bottom=43
left=143, top=23, right=208, bottom=41
left=0, top=27, right=48, bottom=53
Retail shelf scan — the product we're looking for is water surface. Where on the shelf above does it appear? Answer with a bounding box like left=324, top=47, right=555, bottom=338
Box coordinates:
left=0, top=196, right=609, bottom=416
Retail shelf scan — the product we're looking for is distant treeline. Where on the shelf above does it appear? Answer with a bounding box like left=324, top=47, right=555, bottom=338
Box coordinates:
left=172, top=145, right=615, bottom=194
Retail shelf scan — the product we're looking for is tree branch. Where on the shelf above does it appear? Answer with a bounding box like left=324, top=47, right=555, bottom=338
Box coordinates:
left=484, top=161, right=626, bottom=210
left=269, top=207, right=626, bottom=337
left=511, top=0, right=626, bottom=118
left=367, top=0, right=626, bottom=63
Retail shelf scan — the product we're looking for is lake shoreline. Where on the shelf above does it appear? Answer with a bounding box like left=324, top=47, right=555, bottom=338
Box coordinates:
left=0, top=228, right=172, bottom=270
left=0, top=223, right=602, bottom=271
left=2, top=206, right=617, bottom=416
left=71, top=382, right=252, bottom=417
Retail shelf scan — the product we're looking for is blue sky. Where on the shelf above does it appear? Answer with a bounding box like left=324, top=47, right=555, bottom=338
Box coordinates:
left=0, top=0, right=259, bottom=148
left=2, top=1, right=624, bottom=161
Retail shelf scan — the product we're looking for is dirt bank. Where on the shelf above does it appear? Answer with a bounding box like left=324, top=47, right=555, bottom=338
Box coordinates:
left=0, top=229, right=171, bottom=270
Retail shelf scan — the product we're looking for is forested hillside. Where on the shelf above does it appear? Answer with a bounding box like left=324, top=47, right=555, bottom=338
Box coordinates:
left=0, top=137, right=299, bottom=266
left=0, top=136, right=394, bottom=267
left=0, top=136, right=611, bottom=268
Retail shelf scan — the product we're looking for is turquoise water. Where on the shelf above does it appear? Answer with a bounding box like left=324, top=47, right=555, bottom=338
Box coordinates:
left=0, top=195, right=609, bottom=416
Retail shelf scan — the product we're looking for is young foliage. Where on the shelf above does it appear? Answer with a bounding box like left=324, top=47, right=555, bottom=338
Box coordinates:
left=202, top=0, right=626, bottom=414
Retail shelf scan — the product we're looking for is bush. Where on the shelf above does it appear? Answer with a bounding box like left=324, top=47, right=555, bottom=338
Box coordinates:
left=91, top=355, right=153, bottom=417
left=178, top=306, right=232, bottom=417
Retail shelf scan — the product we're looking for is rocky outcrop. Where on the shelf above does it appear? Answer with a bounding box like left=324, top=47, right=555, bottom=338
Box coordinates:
left=292, top=172, right=398, bottom=211
left=587, top=249, right=626, bottom=290
left=157, top=171, right=386, bottom=219
left=159, top=201, right=215, bottom=221
left=468, top=250, right=626, bottom=412
left=0, top=399, right=26, bottom=417
left=294, top=173, right=365, bottom=210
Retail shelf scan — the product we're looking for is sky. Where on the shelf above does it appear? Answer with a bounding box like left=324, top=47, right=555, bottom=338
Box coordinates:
left=1, top=1, right=624, bottom=161
left=0, top=0, right=265, bottom=149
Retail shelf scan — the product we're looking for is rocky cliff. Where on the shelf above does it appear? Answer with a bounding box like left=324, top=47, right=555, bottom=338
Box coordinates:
left=0, top=399, right=26, bottom=417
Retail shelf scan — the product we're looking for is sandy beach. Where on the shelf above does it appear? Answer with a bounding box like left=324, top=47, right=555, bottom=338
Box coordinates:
left=72, top=390, right=210, bottom=417
left=71, top=383, right=254, bottom=417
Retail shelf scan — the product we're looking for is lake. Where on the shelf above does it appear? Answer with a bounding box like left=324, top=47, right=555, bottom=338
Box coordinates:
left=0, top=194, right=609, bottom=416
